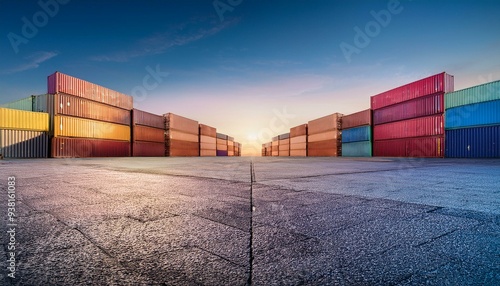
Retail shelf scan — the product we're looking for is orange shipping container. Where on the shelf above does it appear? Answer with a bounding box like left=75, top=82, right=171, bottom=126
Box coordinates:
left=166, top=139, right=199, bottom=157
left=290, top=149, right=307, bottom=157
left=200, top=149, right=217, bottom=157
left=308, top=140, right=341, bottom=157
left=133, top=125, right=164, bottom=143
left=308, top=130, right=340, bottom=143
left=54, top=115, right=130, bottom=141
left=342, top=109, right=372, bottom=129
left=308, top=113, right=343, bottom=135
left=290, top=124, right=307, bottom=137
left=199, top=124, right=217, bottom=137
left=200, top=142, right=216, bottom=150
left=164, top=113, right=198, bottom=134
left=290, top=135, right=306, bottom=144
left=200, top=135, right=216, bottom=144
left=166, top=129, right=199, bottom=143
left=290, top=143, right=307, bottom=150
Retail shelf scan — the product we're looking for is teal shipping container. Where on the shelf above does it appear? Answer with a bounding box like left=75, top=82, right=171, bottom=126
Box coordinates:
left=342, top=126, right=371, bottom=143
left=1, top=96, right=35, bottom=111
left=341, top=141, right=372, bottom=157
left=445, top=80, right=500, bottom=109
left=445, top=99, right=500, bottom=129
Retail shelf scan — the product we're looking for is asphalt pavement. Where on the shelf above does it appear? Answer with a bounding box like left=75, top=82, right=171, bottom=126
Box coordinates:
left=0, top=157, right=498, bottom=285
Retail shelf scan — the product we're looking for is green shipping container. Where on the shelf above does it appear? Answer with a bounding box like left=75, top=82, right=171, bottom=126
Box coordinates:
left=445, top=80, right=500, bottom=109
left=341, top=141, right=372, bottom=157
left=0, top=96, right=35, bottom=111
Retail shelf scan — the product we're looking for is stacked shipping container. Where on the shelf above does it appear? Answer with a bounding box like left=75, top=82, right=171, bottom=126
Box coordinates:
left=278, top=133, right=290, bottom=156
left=341, top=109, right=372, bottom=157
left=371, top=72, right=454, bottom=157
left=445, top=80, right=500, bottom=158
left=289, top=124, right=307, bottom=157
left=227, top=136, right=235, bottom=156
left=46, top=72, right=133, bottom=157
left=200, top=124, right=217, bottom=157
left=0, top=108, right=49, bottom=158
left=307, top=113, right=343, bottom=156
left=131, top=109, right=165, bottom=157
left=271, top=136, right=279, bottom=156
left=216, top=133, right=228, bottom=156
left=164, top=113, right=199, bottom=157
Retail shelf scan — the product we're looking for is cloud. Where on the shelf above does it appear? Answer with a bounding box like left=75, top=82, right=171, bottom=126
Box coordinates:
left=91, top=18, right=239, bottom=62
left=4, top=51, right=58, bottom=74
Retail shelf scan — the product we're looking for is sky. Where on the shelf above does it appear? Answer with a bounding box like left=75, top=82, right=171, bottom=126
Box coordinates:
left=1, top=0, right=500, bottom=156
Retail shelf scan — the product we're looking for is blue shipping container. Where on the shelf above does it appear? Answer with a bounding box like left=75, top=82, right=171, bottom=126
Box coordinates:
left=445, top=99, right=500, bottom=129
left=445, top=125, right=500, bottom=158
left=342, top=125, right=371, bottom=143
left=342, top=141, right=372, bottom=157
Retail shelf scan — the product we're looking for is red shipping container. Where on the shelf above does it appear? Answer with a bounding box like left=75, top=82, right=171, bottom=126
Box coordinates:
left=373, top=93, right=444, bottom=125
left=48, top=72, right=133, bottom=110
left=132, top=109, right=164, bottom=129
left=132, top=141, right=165, bottom=157
left=373, top=115, right=444, bottom=141
left=199, top=124, right=217, bottom=137
left=51, top=137, right=130, bottom=158
left=373, top=136, right=444, bottom=157
left=307, top=140, right=341, bottom=157
left=342, top=109, right=372, bottom=129
left=133, top=125, right=165, bottom=143
left=166, top=139, right=199, bottom=157
left=370, top=72, right=454, bottom=110
left=290, top=124, right=307, bottom=137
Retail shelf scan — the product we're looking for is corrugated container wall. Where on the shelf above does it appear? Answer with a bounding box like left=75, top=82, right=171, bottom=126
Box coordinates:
left=164, top=113, right=198, bottom=134
left=54, top=115, right=130, bottom=141
left=341, top=141, right=372, bottom=157
left=200, top=124, right=217, bottom=137
left=47, top=72, right=133, bottom=110
left=0, top=129, right=49, bottom=158
left=290, top=124, right=307, bottom=137
left=308, top=113, right=342, bottom=135
left=132, top=109, right=164, bottom=129
left=373, top=93, right=444, bottom=125
left=445, top=126, right=500, bottom=158
left=342, top=109, right=372, bottom=129
left=445, top=80, right=500, bottom=109
left=342, top=126, right=371, bottom=143
left=133, top=125, right=165, bottom=143
left=373, top=115, right=443, bottom=141
left=371, top=72, right=454, bottom=110
left=373, top=137, right=444, bottom=157
left=445, top=100, right=500, bottom=129
left=0, top=108, right=49, bottom=131
left=132, top=141, right=165, bottom=157
left=1, top=96, right=34, bottom=111
left=52, top=137, right=130, bottom=158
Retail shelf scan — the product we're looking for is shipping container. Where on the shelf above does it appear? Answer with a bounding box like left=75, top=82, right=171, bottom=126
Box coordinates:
left=200, top=135, right=216, bottom=144
left=290, top=143, right=307, bottom=150
left=290, top=135, right=306, bottom=144
left=278, top=150, right=289, bottom=156
left=199, top=124, right=217, bottom=137
left=445, top=80, right=500, bottom=109
left=342, top=141, right=372, bottom=157
left=228, top=140, right=234, bottom=147
left=1, top=96, right=34, bottom=111
left=373, top=136, right=444, bottom=157
left=0, top=129, right=49, bottom=158
left=290, top=124, right=307, bottom=137
left=0, top=108, right=49, bottom=131
left=308, top=113, right=343, bottom=135
left=51, top=137, right=131, bottom=158
left=308, top=130, right=340, bottom=143
left=217, top=143, right=228, bottom=151
left=228, top=150, right=235, bottom=156
left=132, top=109, right=164, bottom=129
left=445, top=99, right=500, bottom=129
left=36, top=93, right=132, bottom=125
left=216, top=138, right=228, bottom=146
left=200, top=143, right=217, bottom=150
left=227, top=136, right=234, bottom=142
left=290, top=149, right=307, bottom=157
left=445, top=125, right=500, bottom=158
left=201, top=149, right=217, bottom=157
left=132, top=141, right=165, bottom=157
left=307, top=140, right=341, bottom=157
left=373, top=93, right=444, bottom=125
left=164, top=113, right=198, bottom=134
left=166, top=129, right=198, bottom=143
left=342, top=126, right=371, bottom=143
left=279, top=133, right=290, bottom=140
left=342, top=109, right=372, bottom=129
left=371, top=72, right=454, bottom=110
left=373, top=115, right=443, bottom=141
left=133, top=125, right=165, bottom=143
left=47, top=72, right=133, bottom=110
left=216, top=133, right=228, bottom=140
left=166, top=139, right=199, bottom=157
left=54, top=115, right=130, bottom=141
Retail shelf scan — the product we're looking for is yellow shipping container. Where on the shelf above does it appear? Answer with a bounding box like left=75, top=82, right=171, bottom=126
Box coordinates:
left=54, top=115, right=130, bottom=141
left=0, top=107, right=49, bottom=131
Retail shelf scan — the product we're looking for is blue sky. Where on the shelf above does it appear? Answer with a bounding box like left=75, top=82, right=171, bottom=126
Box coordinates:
left=1, top=0, right=500, bottom=155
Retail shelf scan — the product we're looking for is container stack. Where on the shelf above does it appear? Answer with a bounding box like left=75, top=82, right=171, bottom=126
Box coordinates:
left=307, top=113, right=343, bottom=156
left=445, top=80, right=500, bottom=158
left=289, top=124, right=307, bottom=157
left=216, top=133, right=228, bottom=156
left=131, top=109, right=165, bottom=157
left=0, top=96, right=35, bottom=111
left=0, top=108, right=49, bottom=158
left=235, top=142, right=241, bottom=156
left=261, top=142, right=272, bottom=156
left=199, top=124, right=217, bottom=157
left=164, top=113, right=199, bottom=157
left=227, top=136, right=235, bottom=156
left=278, top=133, right=290, bottom=156
left=341, top=109, right=372, bottom=157
left=271, top=136, right=279, bottom=156
left=371, top=72, right=454, bottom=157
left=46, top=72, right=133, bottom=158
